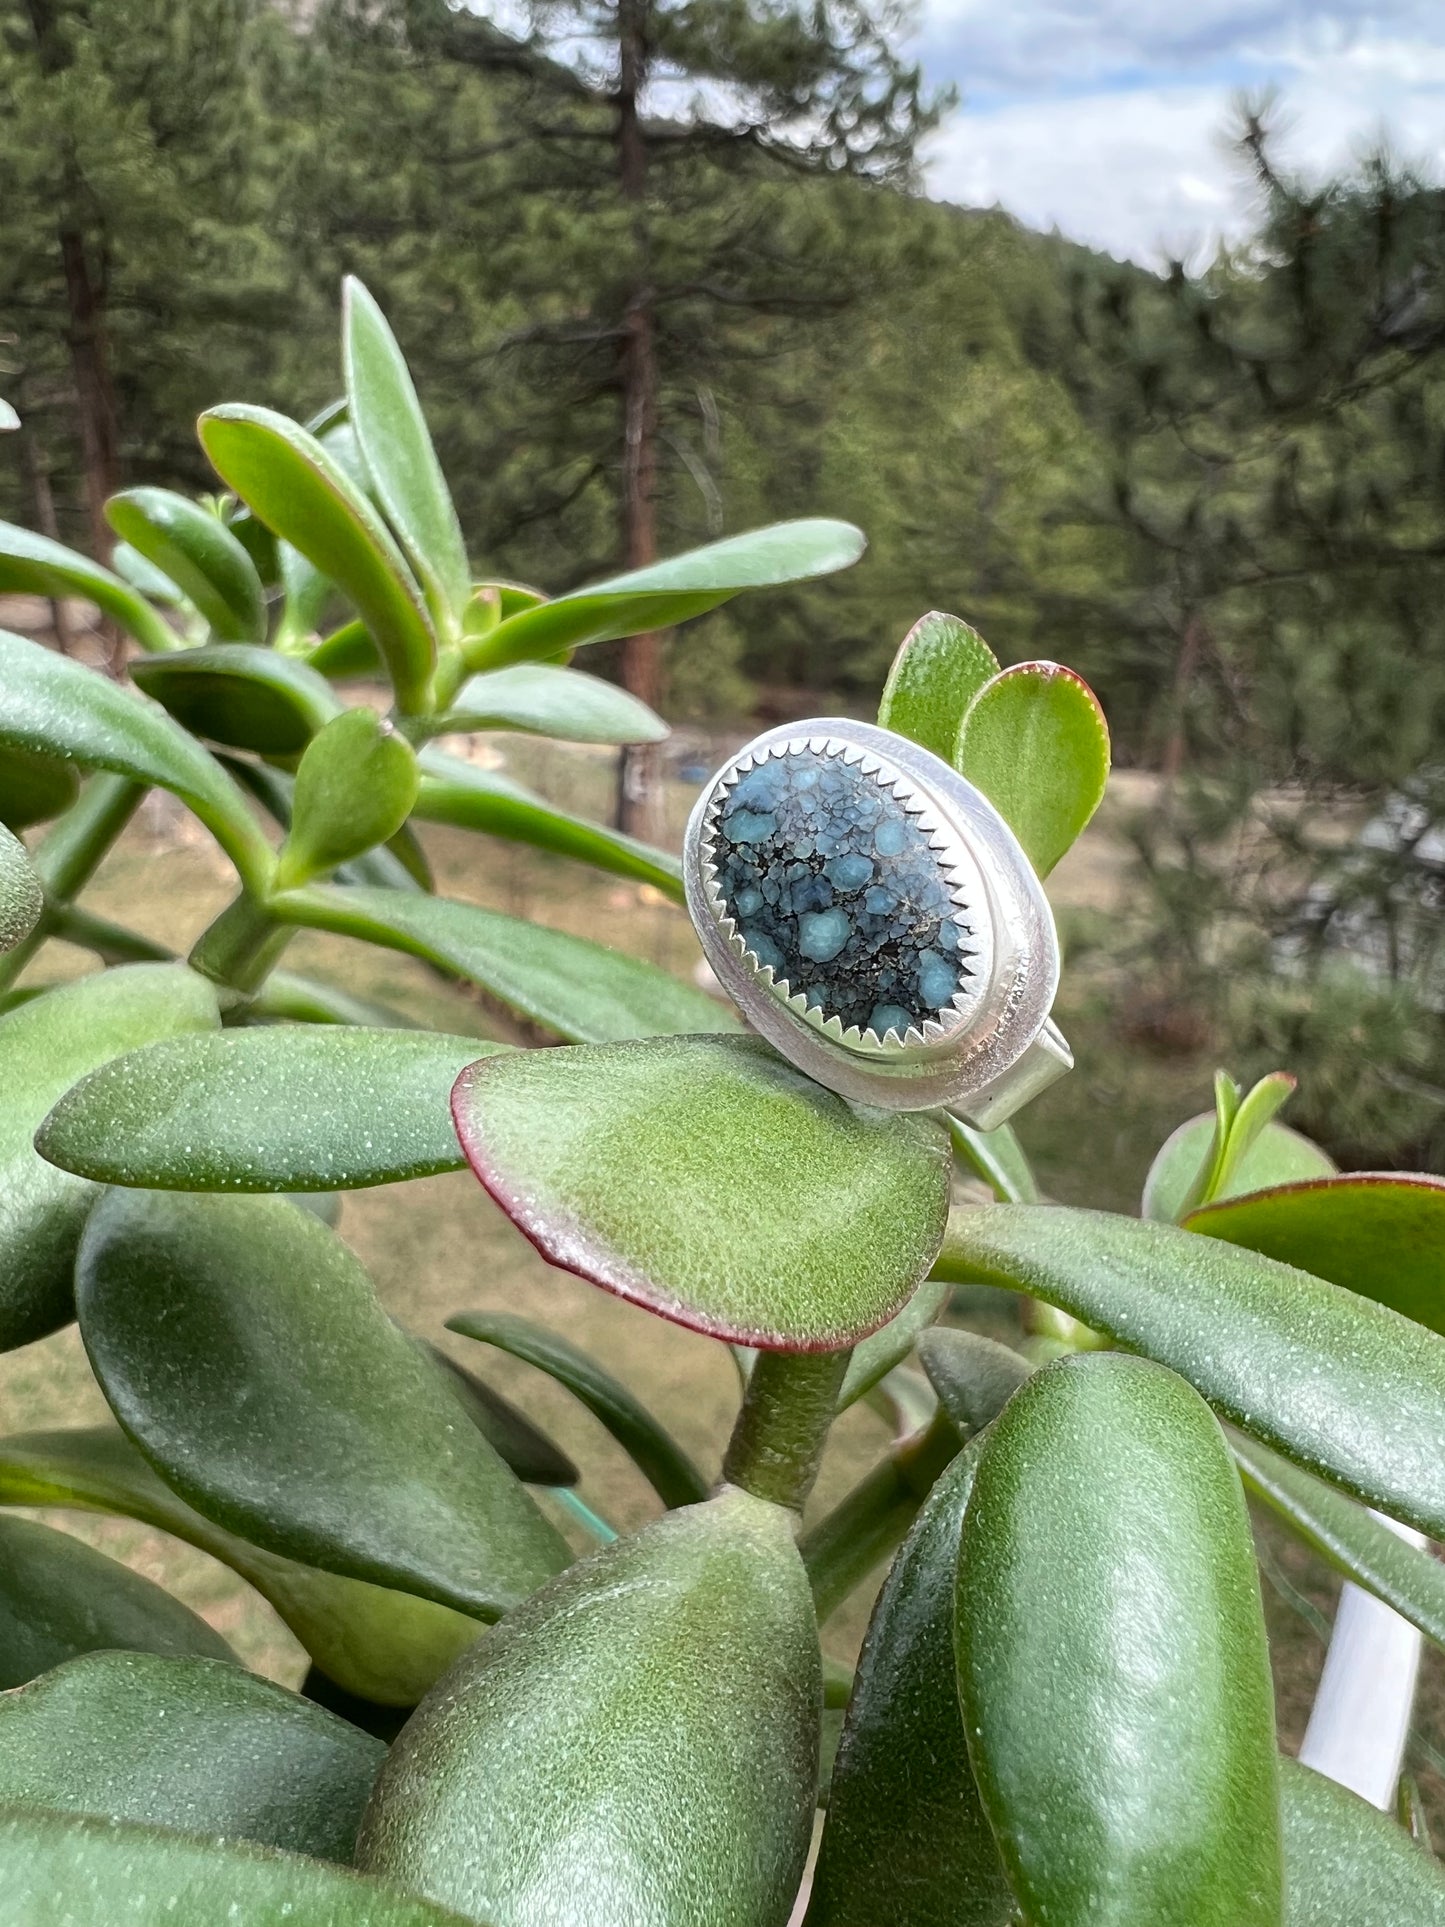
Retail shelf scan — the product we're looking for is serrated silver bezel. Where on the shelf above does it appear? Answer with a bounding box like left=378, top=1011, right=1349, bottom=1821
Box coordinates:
left=694, top=732, right=993, bottom=1055
left=683, top=718, right=1069, bottom=1120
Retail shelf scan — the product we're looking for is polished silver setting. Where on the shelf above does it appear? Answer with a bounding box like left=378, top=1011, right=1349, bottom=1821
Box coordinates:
left=684, top=718, right=1071, bottom=1124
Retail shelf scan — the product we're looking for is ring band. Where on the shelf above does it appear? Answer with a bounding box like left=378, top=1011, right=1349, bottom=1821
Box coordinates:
left=683, top=719, right=1071, bottom=1126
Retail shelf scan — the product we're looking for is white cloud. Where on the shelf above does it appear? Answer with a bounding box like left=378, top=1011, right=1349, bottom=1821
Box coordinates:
left=919, top=16, right=1445, bottom=262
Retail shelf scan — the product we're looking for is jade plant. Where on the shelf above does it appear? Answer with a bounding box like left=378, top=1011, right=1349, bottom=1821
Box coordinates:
left=0, top=282, right=1443, bottom=1925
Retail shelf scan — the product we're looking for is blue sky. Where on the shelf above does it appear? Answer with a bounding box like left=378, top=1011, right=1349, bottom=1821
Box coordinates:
left=914, top=2, right=1445, bottom=261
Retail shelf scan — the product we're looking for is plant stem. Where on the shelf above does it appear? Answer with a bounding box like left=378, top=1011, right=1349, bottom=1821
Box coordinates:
left=0, top=773, right=142, bottom=990
left=188, top=892, right=293, bottom=997
left=801, top=1407, right=960, bottom=1621
left=723, top=1348, right=852, bottom=1513
left=50, top=904, right=172, bottom=965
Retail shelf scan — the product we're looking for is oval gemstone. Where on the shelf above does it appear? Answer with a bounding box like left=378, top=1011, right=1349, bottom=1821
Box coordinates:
left=711, top=747, right=975, bottom=1039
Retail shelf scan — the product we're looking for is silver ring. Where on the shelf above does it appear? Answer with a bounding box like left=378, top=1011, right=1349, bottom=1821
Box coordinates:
left=684, top=719, right=1071, bottom=1126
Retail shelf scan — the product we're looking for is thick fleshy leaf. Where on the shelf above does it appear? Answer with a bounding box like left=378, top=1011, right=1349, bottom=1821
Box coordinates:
left=0, top=629, right=274, bottom=889
left=308, top=616, right=383, bottom=679
left=199, top=405, right=437, bottom=713
left=0, top=1808, right=477, bottom=1926
left=75, top=1189, right=571, bottom=1617
left=425, top=665, right=668, bottom=745
left=837, top=1280, right=950, bottom=1411
left=0, top=521, right=176, bottom=653
left=276, top=883, right=731, bottom=1043
left=465, top=519, right=867, bottom=671
left=113, top=539, right=191, bottom=607
left=935, top=1204, right=1445, bottom=1542
left=130, top=644, right=341, bottom=755
left=0, top=743, right=80, bottom=828
left=0, top=822, right=42, bottom=951
left=1142, top=1109, right=1335, bottom=1221
left=106, top=488, right=267, bottom=643
left=0, top=964, right=220, bottom=1350
left=252, top=970, right=417, bottom=1029
left=1234, top=1431, right=1445, bottom=1653
left=428, top=1345, right=578, bottom=1489
left=446, top=1311, right=706, bottom=1508
left=274, top=537, right=334, bottom=650
left=876, top=611, right=1000, bottom=763
left=1187, top=1174, right=1445, bottom=1332
left=956, top=661, right=1109, bottom=876
left=220, top=754, right=425, bottom=896
left=414, top=754, right=683, bottom=899
left=0, top=1513, right=233, bottom=1689
left=344, top=277, right=470, bottom=632
left=358, top=1487, right=819, bottom=1927
left=277, top=710, right=420, bottom=890
left=808, top=1438, right=1012, bottom=1927
left=956, top=1354, right=1281, bottom=1927
left=1280, top=1756, right=1445, bottom=1925
left=452, top=1034, right=951, bottom=1349
left=0, top=1651, right=384, bottom=1862
left=947, top=1114, right=1042, bottom=1203
left=39, top=1025, right=500, bottom=1193
left=0, top=1426, right=485, bottom=1706
left=916, top=1326, right=1032, bottom=1435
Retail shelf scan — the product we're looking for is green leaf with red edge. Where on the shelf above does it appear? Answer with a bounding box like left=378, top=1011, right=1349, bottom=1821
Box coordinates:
left=1187, top=1173, right=1445, bottom=1333
left=0, top=1650, right=384, bottom=1863
left=955, top=660, right=1110, bottom=876
left=130, top=643, right=342, bottom=756
left=414, top=752, right=683, bottom=899
left=1142, top=1110, right=1335, bottom=1222
left=357, top=1488, right=819, bottom=1927
left=463, top=519, right=866, bottom=672
left=198, top=405, right=437, bottom=714
left=0, top=1426, right=485, bottom=1706
left=344, top=277, right=471, bottom=635
left=273, top=882, right=730, bottom=1042
left=0, top=1808, right=478, bottom=1927
left=876, top=610, right=1000, bottom=763
left=452, top=1034, right=950, bottom=1349
left=934, top=1204, right=1445, bottom=1541
left=75, top=1188, right=571, bottom=1619
left=105, top=488, right=267, bottom=643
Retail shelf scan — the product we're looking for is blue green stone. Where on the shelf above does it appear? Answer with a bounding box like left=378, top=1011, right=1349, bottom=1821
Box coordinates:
left=713, top=747, right=976, bottom=1037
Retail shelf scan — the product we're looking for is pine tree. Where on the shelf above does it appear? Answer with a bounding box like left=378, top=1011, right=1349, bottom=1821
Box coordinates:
left=398, top=0, right=948, bottom=831
left=0, top=0, right=306, bottom=563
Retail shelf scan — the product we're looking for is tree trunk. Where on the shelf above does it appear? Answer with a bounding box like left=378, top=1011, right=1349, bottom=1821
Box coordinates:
left=16, top=393, right=77, bottom=655
left=1159, top=611, right=1204, bottom=796
left=24, top=0, right=123, bottom=666
left=613, top=0, right=665, bottom=840
left=58, top=223, right=120, bottom=573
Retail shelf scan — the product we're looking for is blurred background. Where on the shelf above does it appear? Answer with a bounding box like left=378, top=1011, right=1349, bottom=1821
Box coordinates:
left=3, top=0, right=1442, bottom=1176
left=1, top=0, right=1443, bottom=1776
